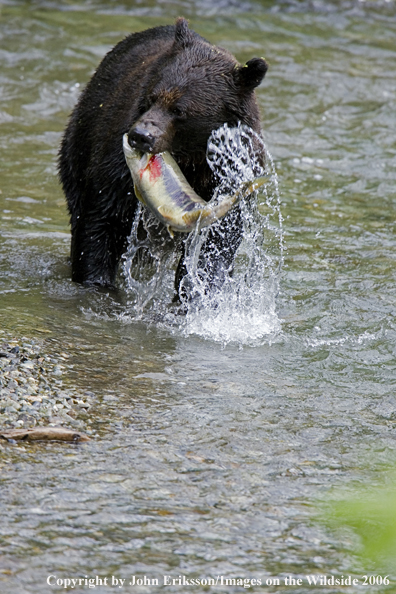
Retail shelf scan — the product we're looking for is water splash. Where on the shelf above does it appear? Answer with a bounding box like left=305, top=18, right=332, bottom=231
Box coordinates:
left=122, top=124, right=284, bottom=346
left=122, top=202, right=179, bottom=316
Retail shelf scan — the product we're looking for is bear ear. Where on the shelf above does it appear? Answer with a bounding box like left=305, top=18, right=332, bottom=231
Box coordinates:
left=234, top=58, right=268, bottom=91
left=174, top=17, right=193, bottom=48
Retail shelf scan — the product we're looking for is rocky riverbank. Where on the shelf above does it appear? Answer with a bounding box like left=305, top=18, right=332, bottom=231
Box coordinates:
left=0, top=339, right=95, bottom=434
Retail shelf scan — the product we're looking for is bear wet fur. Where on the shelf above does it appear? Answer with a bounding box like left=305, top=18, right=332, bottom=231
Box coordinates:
left=59, top=17, right=267, bottom=295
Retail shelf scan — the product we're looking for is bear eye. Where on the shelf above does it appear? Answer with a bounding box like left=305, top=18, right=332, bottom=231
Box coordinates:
left=172, top=105, right=185, bottom=118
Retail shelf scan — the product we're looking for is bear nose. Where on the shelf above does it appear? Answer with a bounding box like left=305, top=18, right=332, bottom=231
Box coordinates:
left=128, top=126, right=155, bottom=153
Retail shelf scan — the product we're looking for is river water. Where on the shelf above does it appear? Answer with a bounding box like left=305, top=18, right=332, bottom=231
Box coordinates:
left=1, top=1, right=395, bottom=592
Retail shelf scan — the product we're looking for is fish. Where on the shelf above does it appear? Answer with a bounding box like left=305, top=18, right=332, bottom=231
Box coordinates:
left=123, top=133, right=267, bottom=237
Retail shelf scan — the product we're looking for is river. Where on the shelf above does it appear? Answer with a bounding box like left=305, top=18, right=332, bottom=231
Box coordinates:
left=0, top=1, right=395, bottom=592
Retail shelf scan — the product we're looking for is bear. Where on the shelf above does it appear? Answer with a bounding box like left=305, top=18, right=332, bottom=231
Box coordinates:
left=58, top=17, right=267, bottom=299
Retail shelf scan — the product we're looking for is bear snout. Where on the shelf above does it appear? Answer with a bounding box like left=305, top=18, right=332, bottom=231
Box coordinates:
left=128, top=123, right=157, bottom=153
left=129, top=106, right=175, bottom=154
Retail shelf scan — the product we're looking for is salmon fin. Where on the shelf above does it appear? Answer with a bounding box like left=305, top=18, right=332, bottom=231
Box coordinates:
left=156, top=205, right=176, bottom=237
left=182, top=209, right=207, bottom=225
left=134, top=183, right=145, bottom=204
left=157, top=205, right=174, bottom=221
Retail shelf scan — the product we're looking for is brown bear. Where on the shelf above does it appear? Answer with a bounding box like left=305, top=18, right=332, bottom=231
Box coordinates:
left=58, top=17, right=267, bottom=298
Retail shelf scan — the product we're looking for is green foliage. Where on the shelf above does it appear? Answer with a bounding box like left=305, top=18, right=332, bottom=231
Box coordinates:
left=323, top=486, right=396, bottom=571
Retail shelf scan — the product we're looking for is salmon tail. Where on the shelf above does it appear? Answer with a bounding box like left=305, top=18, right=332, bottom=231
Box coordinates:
left=196, top=174, right=268, bottom=230
left=239, top=175, right=268, bottom=197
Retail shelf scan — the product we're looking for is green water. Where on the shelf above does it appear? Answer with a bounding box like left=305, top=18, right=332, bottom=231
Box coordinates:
left=1, top=1, right=396, bottom=592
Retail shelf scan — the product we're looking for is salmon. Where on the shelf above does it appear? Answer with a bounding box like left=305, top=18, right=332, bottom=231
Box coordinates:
left=123, top=133, right=267, bottom=237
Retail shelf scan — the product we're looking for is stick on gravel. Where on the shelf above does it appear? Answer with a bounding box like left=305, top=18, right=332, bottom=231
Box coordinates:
left=1, top=427, right=90, bottom=442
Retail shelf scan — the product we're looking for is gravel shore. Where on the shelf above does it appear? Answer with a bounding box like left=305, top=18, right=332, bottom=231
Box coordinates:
left=0, top=339, right=95, bottom=434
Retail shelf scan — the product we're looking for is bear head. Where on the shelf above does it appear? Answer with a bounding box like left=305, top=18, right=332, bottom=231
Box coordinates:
left=128, top=18, right=268, bottom=160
